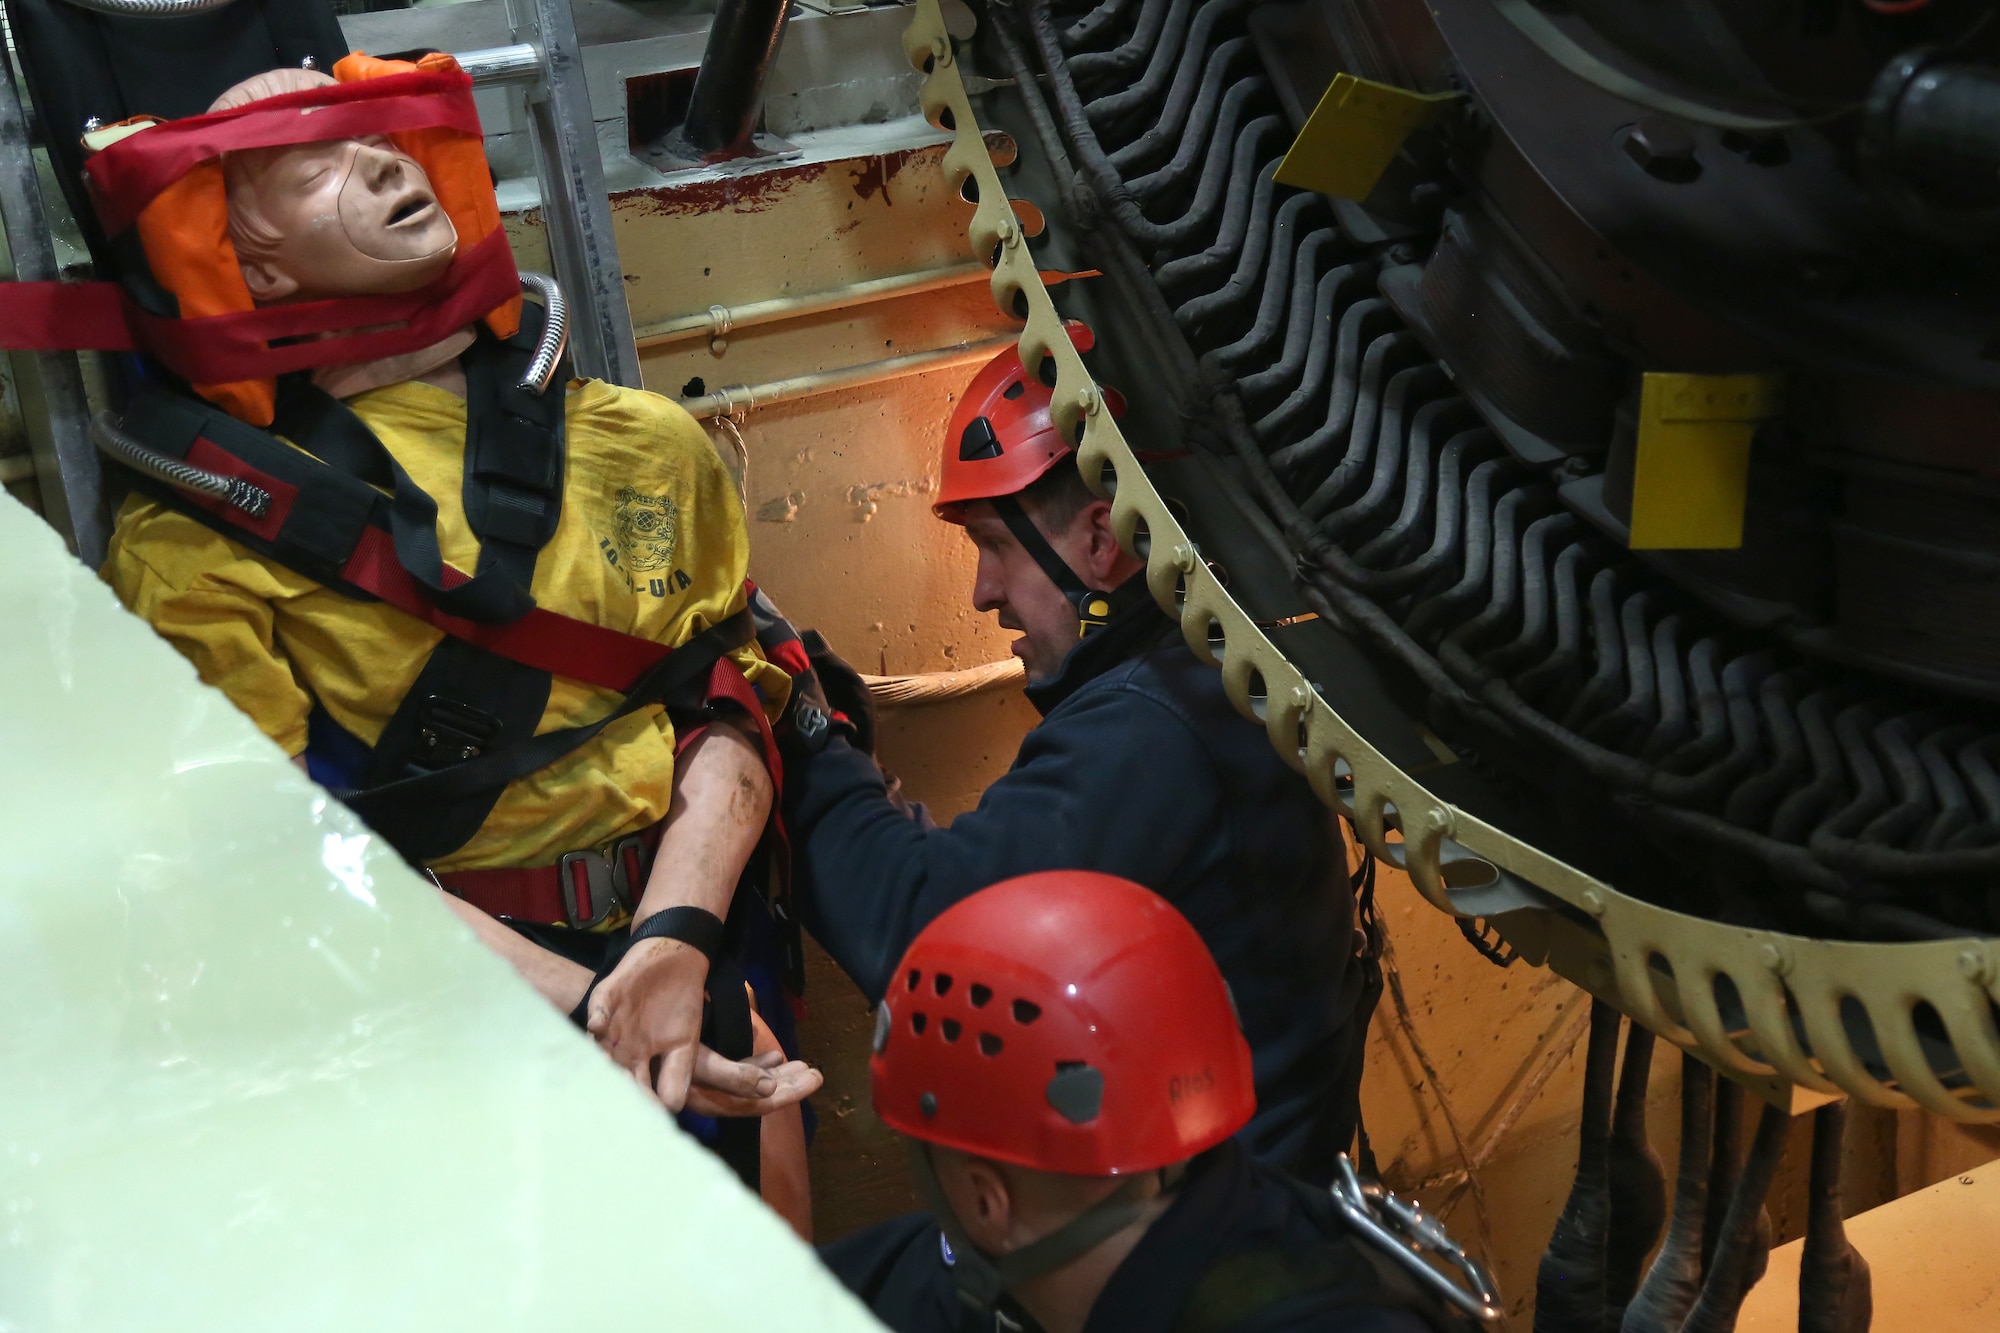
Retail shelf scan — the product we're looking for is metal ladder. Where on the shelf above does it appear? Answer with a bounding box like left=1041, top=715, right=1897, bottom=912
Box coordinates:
left=0, top=0, right=642, bottom=565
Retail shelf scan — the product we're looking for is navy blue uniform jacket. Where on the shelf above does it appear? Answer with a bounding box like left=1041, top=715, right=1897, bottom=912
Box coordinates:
left=819, top=1140, right=1447, bottom=1332
left=787, top=599, right=1368, bottom=1181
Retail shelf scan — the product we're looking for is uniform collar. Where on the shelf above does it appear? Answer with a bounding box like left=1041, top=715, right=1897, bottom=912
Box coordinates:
left=1021, top=575, right=1174, bottom=717
left=1080, top=1141, right=1252, bottom=1333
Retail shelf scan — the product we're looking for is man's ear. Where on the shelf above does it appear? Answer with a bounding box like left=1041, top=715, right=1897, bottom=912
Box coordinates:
left=239, top=260, right=299, bottom=303
left=958, top=1157, right=1017, bottom=1253
left=1080, top=497, right=1136, bottom=587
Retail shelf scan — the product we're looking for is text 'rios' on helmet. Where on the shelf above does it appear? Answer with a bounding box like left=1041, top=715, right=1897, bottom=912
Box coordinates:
left=870, top=871, right=1255, bottom=1177
left=935, top=326, right=1126, bottom=521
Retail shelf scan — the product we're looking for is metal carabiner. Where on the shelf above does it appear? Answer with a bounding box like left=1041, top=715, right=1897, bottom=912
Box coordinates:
left=1330, top=1154, right=1505, bottom=1327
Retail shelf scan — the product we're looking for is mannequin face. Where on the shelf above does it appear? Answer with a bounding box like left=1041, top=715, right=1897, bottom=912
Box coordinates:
left=230, top=135, right=458, bottom=303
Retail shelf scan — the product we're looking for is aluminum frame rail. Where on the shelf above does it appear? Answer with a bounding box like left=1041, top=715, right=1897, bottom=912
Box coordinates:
left=898, top=0, right=2000, bottom=1122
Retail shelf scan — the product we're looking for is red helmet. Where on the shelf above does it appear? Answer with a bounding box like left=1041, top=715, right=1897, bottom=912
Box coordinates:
left=935, top=327, right=1124, bottom=520
left=870, top=871, right=1255, bottom=1176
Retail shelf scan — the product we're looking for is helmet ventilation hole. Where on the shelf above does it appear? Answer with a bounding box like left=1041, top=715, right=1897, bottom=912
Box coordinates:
left=1012, top=999, right=1041, bottom=1025
left=941, top=1018, right=962, bottom=1043
left=979, top=1033, right=1003, bottom=1056
left=969, top=983, right=993, bottom=1007
left=1002, top=380, right=1026, bottom=401
left=912, top=1012, right=928, bottom=1035
left=907, top=969, right=922, bottom=992
left=934, top=973, right=954, bottom=996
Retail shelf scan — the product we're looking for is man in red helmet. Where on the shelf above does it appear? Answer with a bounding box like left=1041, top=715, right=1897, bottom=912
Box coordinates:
left=776, top=340, right=1374, bottom=1187
left=818, top=872, right=1483, bottom=1333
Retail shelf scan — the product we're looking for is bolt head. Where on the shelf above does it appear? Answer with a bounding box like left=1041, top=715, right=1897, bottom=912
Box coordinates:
left=1758, top=942, right=1792, bottom=975
left=1622, top=118, right=1702, bottom=183
left=1959, top=946, right=1993, bottom=985
left=1581, top=888, right=1607, bottom=917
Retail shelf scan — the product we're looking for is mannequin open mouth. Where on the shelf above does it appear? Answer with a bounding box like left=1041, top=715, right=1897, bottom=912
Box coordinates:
left=385, top=193, right=438, bottom=229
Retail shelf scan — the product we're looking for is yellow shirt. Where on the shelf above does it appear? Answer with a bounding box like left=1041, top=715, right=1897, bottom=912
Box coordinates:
left=104, top=376, right=788, bottom=872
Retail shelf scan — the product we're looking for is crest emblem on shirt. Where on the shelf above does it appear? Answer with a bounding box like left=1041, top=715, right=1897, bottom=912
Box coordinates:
left=613, top=487, right=680, bottom=573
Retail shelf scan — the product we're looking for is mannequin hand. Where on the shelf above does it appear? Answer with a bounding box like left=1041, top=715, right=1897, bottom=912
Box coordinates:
left=586, top=936, right=709, bottom=1111
left=685, top=1045, right=824, bottom=1118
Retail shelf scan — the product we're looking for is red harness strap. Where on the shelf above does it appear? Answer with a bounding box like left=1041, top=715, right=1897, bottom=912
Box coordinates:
left=0, top=231, right=514, bottom=377
left=0, top=69, right=517, bottom=382
left=179, top=435, right=685, bottom=694
left=84, top=69, right=482, bottom=235
left=436, top=657, right=784, bottom=926
left=0, top=282, right=135, bottom=351
left=135, top=232, right=520, bottom=387
left=165, top=435, right=796, bottom=930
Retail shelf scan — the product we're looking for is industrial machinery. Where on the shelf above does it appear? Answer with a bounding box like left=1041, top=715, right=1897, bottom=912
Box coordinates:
left=898, top=0, right=2000, bottom=1325
left=5, top=0, right=1998, bottom=1326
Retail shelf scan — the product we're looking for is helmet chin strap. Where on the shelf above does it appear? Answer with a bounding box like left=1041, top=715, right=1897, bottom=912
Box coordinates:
left=989, top=494, right=1145, bottom=638
left=907, top=1144, right=1171, bottom=1323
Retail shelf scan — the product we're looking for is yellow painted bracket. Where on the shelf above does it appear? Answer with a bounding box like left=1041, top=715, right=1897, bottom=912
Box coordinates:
left=1628, top=371, right=1783, bottom=551
left=1273, top=74, right=1457, bottom=202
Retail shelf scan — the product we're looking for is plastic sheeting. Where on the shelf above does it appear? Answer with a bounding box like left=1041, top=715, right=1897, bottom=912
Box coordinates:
left=0, top=491, right=883, bottom=1332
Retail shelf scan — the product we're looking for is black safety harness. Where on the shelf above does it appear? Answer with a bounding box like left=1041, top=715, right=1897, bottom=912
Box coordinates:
left=11, top=0, right=787, bottom=1192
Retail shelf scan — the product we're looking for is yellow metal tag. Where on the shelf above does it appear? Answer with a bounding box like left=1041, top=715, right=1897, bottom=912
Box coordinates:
left=1273, top=74, right=1457, bottom=202
left=1627, top=372, right=1783, bottom=551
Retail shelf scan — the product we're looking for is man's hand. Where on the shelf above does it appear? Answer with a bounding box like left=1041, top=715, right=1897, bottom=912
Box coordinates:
left=685, top=1045, right=823, bottom=1118
left=586, top=936, right=711, bottom=1111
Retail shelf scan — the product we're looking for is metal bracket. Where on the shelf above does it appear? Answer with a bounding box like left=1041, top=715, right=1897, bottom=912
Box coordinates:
left=501, top=0, right=643, bottom=389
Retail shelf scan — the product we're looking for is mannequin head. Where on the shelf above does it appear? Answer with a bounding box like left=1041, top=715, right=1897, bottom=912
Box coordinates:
left=213, top=69, right=459, bottom=304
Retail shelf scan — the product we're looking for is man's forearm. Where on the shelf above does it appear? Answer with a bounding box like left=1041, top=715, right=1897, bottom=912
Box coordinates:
left=438, top=890, right=591, bottom=1011
left=637, top=717, right=773, bottom=923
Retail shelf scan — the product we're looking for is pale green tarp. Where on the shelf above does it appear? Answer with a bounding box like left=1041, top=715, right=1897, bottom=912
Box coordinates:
left=0, top=492, right=884, bottom=1332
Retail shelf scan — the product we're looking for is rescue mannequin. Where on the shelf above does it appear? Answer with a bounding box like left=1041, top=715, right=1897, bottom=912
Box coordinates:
left=820, top=871, right=1468, bottom=1333
left=103, top=66, right=816, bottom=1229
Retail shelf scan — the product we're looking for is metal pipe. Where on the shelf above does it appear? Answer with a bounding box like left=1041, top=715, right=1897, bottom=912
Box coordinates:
left=677, top=335, right=1014, bottom=419
left=454, top=44, right=542, bottom=88
left=683, top=0, right=794, bottom=159
left=91, top=412, right=270, bottom=518
left=636, top=263, right=988, bottom=348
left=517, top=272, right=570, bottom=394
left=57, top=0, right=234, bottom=15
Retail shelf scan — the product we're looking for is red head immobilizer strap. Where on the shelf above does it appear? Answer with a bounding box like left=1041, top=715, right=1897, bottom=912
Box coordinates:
left=2, top=52, right=523, bottom=426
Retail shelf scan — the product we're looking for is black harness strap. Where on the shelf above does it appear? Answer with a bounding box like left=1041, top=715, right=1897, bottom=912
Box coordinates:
left=342, top=608, right=754, bottom=859
left=990, top=492, right=1146, bottom=635
left=703, top=957, right=763, bottom=1193
left=270, top=316, right=564, bottom=628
